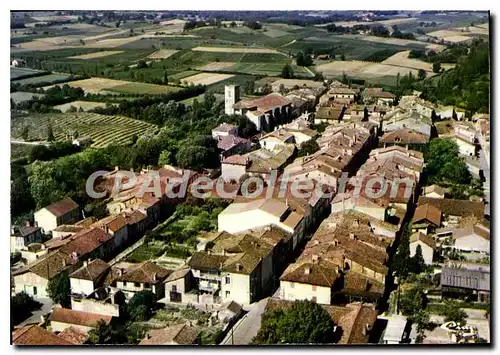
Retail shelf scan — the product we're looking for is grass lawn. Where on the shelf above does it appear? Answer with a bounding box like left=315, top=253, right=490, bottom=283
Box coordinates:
left=126, top=243, right=165, bottom=262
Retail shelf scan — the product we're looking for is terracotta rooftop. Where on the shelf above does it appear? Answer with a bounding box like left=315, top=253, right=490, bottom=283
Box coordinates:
left=418, top=197, right=484, bottom=219
left=52, top=225, right=85, bottom=233
left=12, top=250, right=73, bottom=279
left=380, top=128, right=429, bottom=144
left=50, top=308, right=112, bottom=328
left=117, top=261, right=171, bottom=283
left=280, top=259, right=341, bottom=287
left=42, top=197, right=79, bottom=217
left=69, top=259, right=110, bottom=282
left=410, top=232, right=437, bottom=249
left=139, top=323, right=200, bottom=345
left=216, top=135, right=249, bottom=151
left=413, top=202, right=442, bottom=227
left=57, top=326, right=89, bottom=344
left=213, top=123, right=237, bottom=133
left=233, top=93, right=292, bottom=112
left=59, top=228, right=112, bottom=258
left=222, top=154, right=249, bottom=166
left=12, top=325, right=74, bottom=346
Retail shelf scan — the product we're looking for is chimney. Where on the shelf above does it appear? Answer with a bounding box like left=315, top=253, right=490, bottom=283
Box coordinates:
left=312, top=254, right=319, bottom=262
left=304, top=267, right=311, bottom=275
left=236, top=263, right=242, bottom=272
left=118, top=269, right=123, bottom=277
left=25, top=220, right=31, bottom=227
left=83, top=260, right=88, bottom=268
left=153, top=273, right=157, bottom=282
left=62, top=259, right=67, bottom=267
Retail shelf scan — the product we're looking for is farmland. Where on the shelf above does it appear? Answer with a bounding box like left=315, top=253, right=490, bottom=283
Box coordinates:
left=10, top=67, right=47, bottom=80
left=11, top=112, right=158, bottom=148
left=191, top=46, right=286, bottom=54
left=44, top=77, right=182, bottom=95
left=53, top=101, right=110, bottom=112
left=181, top=73, right=234, bottom=86
left=12, top=73, right=73, bottom=86
left=67, top=50, right=124, bottom=60
left=147, top=49, right=178, bottom=59
left=10, top=91, right=45, bottom=104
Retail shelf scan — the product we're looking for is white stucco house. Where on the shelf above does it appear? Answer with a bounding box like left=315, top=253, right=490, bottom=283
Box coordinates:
left=409, top=232, right=436, bottom=265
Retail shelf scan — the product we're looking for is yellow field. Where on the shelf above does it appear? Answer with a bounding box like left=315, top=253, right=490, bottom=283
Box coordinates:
left=30, top=15, right=79, bottom=22
left=181, top=73, right=234, bottom=86
left=315, top=61, right=374, bottom=76
left=427, top=29, right=476, bottom=43
left=67, top=50, right=124, bottom=60
left=192, top=46, right=284, bottom=54
left=196, top=62, right=236, bottom=71
left=53, top=101, right=110, bottom=112
left=43, top=78, right=127, bottom=94
left=147, top=49, right=178, bottom=59
left=317, top=17, right=418, bottom=28
left=381, top=50, right=434, bottom=72
left=84, top=36, right=142, bottom=48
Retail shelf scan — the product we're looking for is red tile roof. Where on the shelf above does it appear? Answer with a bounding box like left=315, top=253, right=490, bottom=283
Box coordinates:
left=43, top=197, right=79, bottom=217
left=12, top=325, right=74, bottom=346
left=233, top=93, right=292, bottom=112
left=69, top=259, right=110, bottom=282
left=50, top=308, right=112, bottom=328
left=57, top=326, right=89, bottom=344
left=59, top=228, right=112, bottom=258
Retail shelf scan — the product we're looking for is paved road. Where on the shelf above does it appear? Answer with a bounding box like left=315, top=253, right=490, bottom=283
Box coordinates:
left=221, top=297, right=269, bottom=345
left=11, top=140, right=49, bottom=146
left=19, top=298, right=53, bottom=326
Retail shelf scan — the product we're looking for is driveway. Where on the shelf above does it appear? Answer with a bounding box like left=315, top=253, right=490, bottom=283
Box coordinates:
left=221, top=297, right=269, bottom=345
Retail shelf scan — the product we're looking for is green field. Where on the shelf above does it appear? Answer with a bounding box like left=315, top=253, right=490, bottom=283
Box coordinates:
left=11, top=143, right=33, bottom=160
left=11, top=91, right=45, bottom=104
left=103, top=82, right=183, bottom=95
left=11, top=112, right=158, bottom=148
left=12, top=73, right=73, bottom=86
left=10, top=67, right=47, bottom=80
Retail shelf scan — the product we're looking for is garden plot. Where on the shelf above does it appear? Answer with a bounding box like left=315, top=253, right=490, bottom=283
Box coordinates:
left=196, top=62, right=236, bottom=71
left=12, top=73, right=72, bottom=86
left=381, top=50, right=434, bottom=72
left=10, top=67, right=46, bottom=80
left=43, top=78, right=129, bottom=94
left=11, top=112, right=157, bottom=148
left=67, top=50, right=124, bottom=59
left=83, top=36, right=142, bottom=48
left=53, top=101, right=110, bottom=112
left=427, top=29, right=475, bottom=43
left=345, top=34, right=446, bottom=52
left=192, top=46, right=285, bottom=54
left=181, top=73, right=234, bottom=86
left=147, top=49, right=178, bottom=59
left=11, top=92, right=45, bottom=104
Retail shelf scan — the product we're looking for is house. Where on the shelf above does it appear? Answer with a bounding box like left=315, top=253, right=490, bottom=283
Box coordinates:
left=279, top=211, right=391, bottom=305
left=49, top=307, right=113, bottom=334
left=218, top=198, right=305, bottom=250
left=453, top=125, right=477, bottom=157
left=362, top=88, right=395, bottom=106
left=113, top=261, right=172, bottom=300
left=71, top=287, right=126, bottom=318
left=212, top=123, right=238, bottom=138
left=10, top=223, right=43, bottom=252
left=11, top=59, right=26, bottom=67
left=436, top=106, right=465, bottom=120
left=417, top=197, right=484, bottom=227
left=57, top=327, right=89, bottom=344
left=52, top=225, right=85, bottom=240
left=69, top=259, right=111, bottom=298
left=220, top=154, right=250, bottom=182
left=92, top=214, right=130, bottom=252
left=409, top=232, right=436, bottom=265
left=440, top=266, right=490, bottom=302
left=314, top=106, right=345, bottom=124
left=13, top=251, right=79, bottom=298
left=163, top=268, right=194, bottom=303
left=12, top=325, right=74, bottom=346
left=412, top=203, right=442, bottom=235
left=188, top=231, right=277, bottom=305
left=217, top=300, right=243, bottom=323
left=383, top=113, right=432, bottom=137
left=423, top=184, right=446, bottom=199
left=319, top=87, right=357, bottom=105
left=216, top=135, right=251, bottom=159
left=72, top=136, right=93, bottom=147
left=225, top=85, right=292, bottom=132
left=139, top=323, right=201, bottom=345
left=58, top=227, right=114, bottom=262
left=380, top=128, right=429, bottom=150
left=279, top=118, right=317, bottom=145
left=437, top=224, right=490, bottom=254
left=34, top=197, right=80, bottom=234
left=259, top=129, right=295, bottom=150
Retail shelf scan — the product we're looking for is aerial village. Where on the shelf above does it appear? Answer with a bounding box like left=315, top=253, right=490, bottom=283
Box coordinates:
left=11, top=75, right=490, bottom=345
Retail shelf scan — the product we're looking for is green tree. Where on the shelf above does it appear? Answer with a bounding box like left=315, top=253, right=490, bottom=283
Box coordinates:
left=253, top=301, right=335, bottom=344
left=399, top=283, right=427, bottom=317
left=176, top=145, right=212, bottom=171
left=340, top=54, right=346, bottom=61
left=298, top=139, right=320, bottom=157
left=281, top=64, right=294, bottom=79
left=127, top=290, right=155, bottom=321
left=441, top=299, right=468, bottom=325
left=418, top=69, right=426, bottom=81
left=21, top=125, right=29, bottom=141
left=47, top=124, right=55, bottom=142
left=163, top=71, right=168, bottom=85
left=158, top=151, right=172, bottom=166
left=432, top=62, right=442, bottom=73
left=11, top=292, right=42, bottom=325
left=412, top=244, right=426, bottom=274
left=47, top=271, right=71, bottom=308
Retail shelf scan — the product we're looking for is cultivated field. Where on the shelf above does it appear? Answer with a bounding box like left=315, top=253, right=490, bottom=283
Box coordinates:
left=10, top=67, right=46, bottom=80
left=53, top=101, right=110, bottom=112
left=30, top=15, right=79, bottom=22
left=381, top=50, right=434, bottom=72
left=12, top=73, right=73, bottom=86
left=196, top=62, right=236, bottom=71
left=45, top=77, right=181, bottom=95
left=181, top=73, right=235, bottom=86
left=147, top=49, right=178, bottom=59
left=67, top=50, right=124, bottom=59
left=11, top=112, right=158, bottom=148
left=345, top=34, right=447, bottom=52
left=317, top=17, right=418, bottom=28
left=11, top=91, right=45, bottom=104
left=427, top=29, right=480, bottom=43
left=192, top=46, right=285, bottom=54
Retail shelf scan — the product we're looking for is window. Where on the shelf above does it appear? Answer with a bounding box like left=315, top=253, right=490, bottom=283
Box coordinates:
left=33, top=287, right=37, bottom=296
left=134, top=282, right=141, bottom=287
left=225, top=291, right=230, bottom=298
left=123, top=281, right=127, bottom=286
left=311, top=296, right=317, bottom=303
left=312, top=285, right=317, bottom=292
left=225, top=276, right=231, bottom=284
left=172, top=285, right=177, bottom=292
left=290, top=283, right=295, bottom=289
